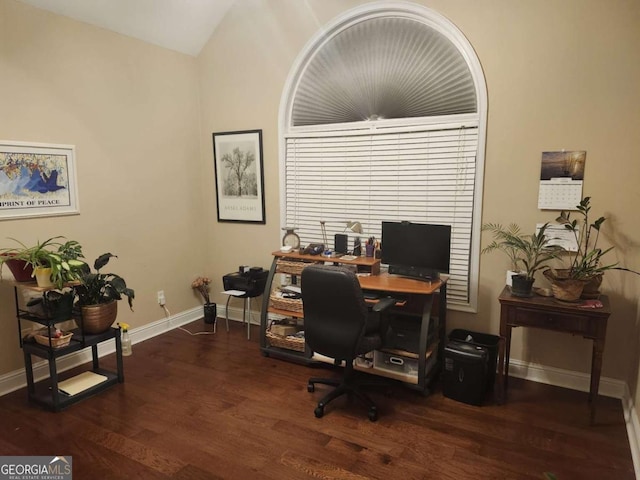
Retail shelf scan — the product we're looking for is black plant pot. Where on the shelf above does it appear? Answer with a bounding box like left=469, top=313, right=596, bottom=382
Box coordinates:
left=42, top=291, right=75, bottom=322
left=511, top=274, right=534, bottom=297
left=204, top=303, right=217, bottom=324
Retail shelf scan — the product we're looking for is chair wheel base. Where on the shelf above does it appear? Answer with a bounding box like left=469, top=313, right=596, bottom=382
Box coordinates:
left=314, top=405, right=324, bottom=418
left=307, top=383, right=315, bottom=393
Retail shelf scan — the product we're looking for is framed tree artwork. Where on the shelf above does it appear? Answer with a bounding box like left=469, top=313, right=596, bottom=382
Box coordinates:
left=212, top=129, right=265, bottom=224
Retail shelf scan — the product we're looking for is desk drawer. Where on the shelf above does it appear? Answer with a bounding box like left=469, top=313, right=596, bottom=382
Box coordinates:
left=513, top=308, right=596, bottom=337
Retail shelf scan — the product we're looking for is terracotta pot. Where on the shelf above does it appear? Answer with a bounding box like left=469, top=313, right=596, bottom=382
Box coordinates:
left=80, top=300, right=118, bottom=334
left=1, top=256, right=34, bottom=282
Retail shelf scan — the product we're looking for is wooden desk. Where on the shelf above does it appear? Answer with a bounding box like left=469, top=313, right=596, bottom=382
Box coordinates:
left=260, top=252, right=446, bottom=393
left=497, top=286, right=611, bottom=423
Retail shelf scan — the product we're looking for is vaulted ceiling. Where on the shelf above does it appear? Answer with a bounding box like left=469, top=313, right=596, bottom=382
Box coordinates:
left=17, top=0, right=236, bottom=56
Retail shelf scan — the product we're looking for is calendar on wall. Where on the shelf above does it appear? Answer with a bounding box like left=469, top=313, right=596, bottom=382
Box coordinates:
left=538, top=150, right=586, bottom=210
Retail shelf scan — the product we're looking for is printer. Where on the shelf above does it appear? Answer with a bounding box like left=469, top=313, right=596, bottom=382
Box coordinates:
left=223, top=267, right=269, bottom=297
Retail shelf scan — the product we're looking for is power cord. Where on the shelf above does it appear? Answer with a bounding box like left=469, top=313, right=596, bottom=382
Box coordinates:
left=178, top=326, right=216, bottom=336
left=161, top=302, right=216, bottom=336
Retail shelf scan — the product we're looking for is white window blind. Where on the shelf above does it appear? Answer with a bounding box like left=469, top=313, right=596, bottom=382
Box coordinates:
left=284, top=122, right=478, bottom=305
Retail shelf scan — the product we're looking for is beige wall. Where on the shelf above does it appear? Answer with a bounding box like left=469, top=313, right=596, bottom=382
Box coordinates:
left=198, top=0, right=640, bottom=401
left=0, top=0, right=206, bottom=373
left=2, top=0, right=640, bottom=413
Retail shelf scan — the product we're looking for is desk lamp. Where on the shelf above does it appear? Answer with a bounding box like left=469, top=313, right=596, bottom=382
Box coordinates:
left=320, top=221, right=329, bottom=247
left=345, top=221, right=363, bottom=234
left=345, top=221, right=363, bottom=255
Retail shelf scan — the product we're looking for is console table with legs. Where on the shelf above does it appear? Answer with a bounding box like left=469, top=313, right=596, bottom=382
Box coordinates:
left=497, top=286, right=611, bottom=424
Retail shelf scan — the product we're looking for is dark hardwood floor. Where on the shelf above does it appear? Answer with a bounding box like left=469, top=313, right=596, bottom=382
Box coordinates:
left=0, top=320, right=634, bottom=479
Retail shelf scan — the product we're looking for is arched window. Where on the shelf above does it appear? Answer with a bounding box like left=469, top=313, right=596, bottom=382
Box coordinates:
left=279, top=3, right=487, bottom=311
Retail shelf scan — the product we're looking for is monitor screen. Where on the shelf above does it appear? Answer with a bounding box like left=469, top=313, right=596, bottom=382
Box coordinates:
left=381, top=221, right=451, bottom=275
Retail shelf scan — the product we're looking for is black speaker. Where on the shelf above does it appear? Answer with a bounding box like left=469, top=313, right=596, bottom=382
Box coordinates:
left=334, top=234, right=348, bottom=254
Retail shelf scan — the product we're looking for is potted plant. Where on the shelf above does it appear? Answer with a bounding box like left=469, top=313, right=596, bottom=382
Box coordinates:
left=0, top=237, right=86, bottom=288
left=47, top=239, right=86, bottom=289
left=482, top=222, right=563, bottom=297
left=545, top=196, right=639, bottom=299
left=191, top=276, right=216, bottom=324
left=75, top=253, right=134, bottom=334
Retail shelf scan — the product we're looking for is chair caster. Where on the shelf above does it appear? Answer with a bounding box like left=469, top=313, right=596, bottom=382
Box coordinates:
left=314, top=405, right=324, bottom=418
left=368, top=407, right=378, bottom=422
left=307, top=383, right=315, bottom=393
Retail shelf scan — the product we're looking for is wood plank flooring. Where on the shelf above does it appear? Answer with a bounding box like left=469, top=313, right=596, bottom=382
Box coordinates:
left=0, top=320, right=634, bottom=479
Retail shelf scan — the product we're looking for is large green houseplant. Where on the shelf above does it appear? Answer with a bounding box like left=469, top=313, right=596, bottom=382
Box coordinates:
left=75, top=253, right=134, bottom=334
left=545, top=196, right=639, bottom=299
left=482, top=222, right=563, bottom=297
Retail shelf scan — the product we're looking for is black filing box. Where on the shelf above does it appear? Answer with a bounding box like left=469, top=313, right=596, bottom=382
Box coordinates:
left=443, top=329, right=500, bottom=406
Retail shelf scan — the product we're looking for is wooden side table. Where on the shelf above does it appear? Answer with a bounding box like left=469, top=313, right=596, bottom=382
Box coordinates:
left=497, top=286, right=611, bottom=424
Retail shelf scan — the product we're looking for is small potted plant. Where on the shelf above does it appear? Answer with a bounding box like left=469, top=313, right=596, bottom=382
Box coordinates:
left=0, top=236, right=86, bottom=288
left=482, top=222, right=563, bottom=297
left=192, top=276, right=216, bottom=324
left=75, top=253, right=134, bottom=334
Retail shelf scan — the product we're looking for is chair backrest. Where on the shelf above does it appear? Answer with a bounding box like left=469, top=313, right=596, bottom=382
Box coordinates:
left=301, top=265, right=369, bottom=361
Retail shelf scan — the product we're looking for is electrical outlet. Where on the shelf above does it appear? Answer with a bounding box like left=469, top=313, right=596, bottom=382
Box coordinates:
left=157, top=290, right=166, bottom=305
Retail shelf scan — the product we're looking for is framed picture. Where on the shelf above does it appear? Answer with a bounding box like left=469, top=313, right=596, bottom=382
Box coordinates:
left=212, top=129, right=265, bottom=224
left=0, top=141, right=79, bottom=220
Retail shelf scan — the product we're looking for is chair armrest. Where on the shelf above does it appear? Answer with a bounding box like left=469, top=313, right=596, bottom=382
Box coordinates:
left=372, top=296, right=395, bottom=313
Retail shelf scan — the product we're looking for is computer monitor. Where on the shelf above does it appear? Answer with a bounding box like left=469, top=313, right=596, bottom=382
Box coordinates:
left=381, top=221, right=451, bottom=281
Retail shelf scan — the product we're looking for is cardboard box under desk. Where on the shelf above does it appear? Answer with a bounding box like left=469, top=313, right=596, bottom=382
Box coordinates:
left=270, top=324, right=298, bottom=336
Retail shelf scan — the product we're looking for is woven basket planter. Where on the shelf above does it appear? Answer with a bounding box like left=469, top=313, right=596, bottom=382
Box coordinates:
left=543, top=269, right=587, bottom=302
left=80, top=300, right=118, bottom=334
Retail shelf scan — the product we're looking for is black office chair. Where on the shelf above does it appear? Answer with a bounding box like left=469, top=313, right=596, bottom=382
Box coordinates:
left=301, top=264, right=395, bottom=421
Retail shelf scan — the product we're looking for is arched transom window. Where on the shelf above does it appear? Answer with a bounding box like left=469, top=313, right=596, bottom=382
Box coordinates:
left=279, top=3, right=487, bottom=311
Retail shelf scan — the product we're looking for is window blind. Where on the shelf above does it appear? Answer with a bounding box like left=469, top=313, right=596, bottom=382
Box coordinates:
left=284, top=122, right=478, bottom=305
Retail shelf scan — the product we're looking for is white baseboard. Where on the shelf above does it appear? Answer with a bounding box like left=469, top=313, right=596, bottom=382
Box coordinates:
left=0, top=303, right=258, bottom=397
left=622, top=384, right=640, bottom=480
left=0, top=306, right=202, bottom=397
left=507, top=358, right=626, bottom=399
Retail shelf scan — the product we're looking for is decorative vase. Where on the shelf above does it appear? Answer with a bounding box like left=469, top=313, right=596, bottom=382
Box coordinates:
left=80, top=300, right=118, bottom=334
left=2, top=256, right=34, bottom=282
left=204, top=302, right=217, bottom=325
left=34, top=266, right=54, bottom=288
left=543, top=269, right=587, bottom=302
